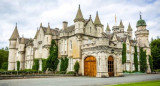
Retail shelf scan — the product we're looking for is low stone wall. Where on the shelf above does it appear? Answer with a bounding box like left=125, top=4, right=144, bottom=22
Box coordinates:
left=0, top=74, right=75, bottom=80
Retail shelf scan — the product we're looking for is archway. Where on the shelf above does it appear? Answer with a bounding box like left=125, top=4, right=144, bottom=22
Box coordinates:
left=108, top=56, right=114, bottom=77
left=84, top=56, right=96, bottom=77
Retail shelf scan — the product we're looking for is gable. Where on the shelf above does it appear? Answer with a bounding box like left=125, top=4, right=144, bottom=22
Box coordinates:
left=84, top=19, right=97, bottom=36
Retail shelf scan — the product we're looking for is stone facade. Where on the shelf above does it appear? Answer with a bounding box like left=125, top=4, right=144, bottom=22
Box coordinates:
left=8, top=5, right=151, bottom=77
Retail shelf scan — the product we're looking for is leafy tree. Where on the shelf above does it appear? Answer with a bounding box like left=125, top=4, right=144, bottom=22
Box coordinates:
left=60, top=57, right=69, bottom=72
left=149, top=55, right=153, bottom=72
left=0, top=48, right=9, bottom=69
left=46, top=40, right=59, bottom=71
left=140, top=48, right=147, bottom=72
left=122, top=43, right=126, bottom=64
left=17, top=61, right=20, bottom=71
left=74, top=61, right=80, bottom=75
left=150, top=38, right=160, bottom=69
left=134, top=46, right=138, bottom=71
left=32, top=59, right=39, bottom=71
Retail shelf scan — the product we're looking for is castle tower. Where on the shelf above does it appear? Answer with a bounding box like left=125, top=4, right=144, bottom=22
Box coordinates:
left=74, top=5, right=85, bottom=34
left=127, top=23, right=133, bottom=39
left=8, top=23, right=19, bottom=70
left=94, top=11, right=103, bottom=37
left=105, top=23, right=111, bottom=33
left=19, top=35, right=25, bottom=70
left=135, top=12, right=151, bottom=73
left=119, top=20, right=124, bottom=32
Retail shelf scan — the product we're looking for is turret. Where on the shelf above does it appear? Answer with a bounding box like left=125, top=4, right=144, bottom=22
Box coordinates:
left=119, top=20, right=124, bottom=32
left=127, top=23, right=133, bottom=39
left=74, top=5, right=85, bottom=34
left=63, top=21, right=68, bottom=29
left=94, top=11, right=103, bottom=37
left=105, top=23, right=111, bottom=33
left=8, top=23, right=19, bottom=70
left=44, top=23, right=52, bottom=46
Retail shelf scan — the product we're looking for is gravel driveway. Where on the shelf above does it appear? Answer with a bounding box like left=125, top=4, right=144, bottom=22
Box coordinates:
left=0, top=74, right=160, bottom=86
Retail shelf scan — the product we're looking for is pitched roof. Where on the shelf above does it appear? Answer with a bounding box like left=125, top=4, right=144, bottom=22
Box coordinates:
left=34, top=29, right=39, bottom=39
left=127, top=23, right=133, bottom=31
left=94, top=12, right=102, bottom=25
left=42, top=27, right=59, bottom=36
left=119, top=20, right=124, bottom=28
left=60, top=25, right=75, bottom=33
left=45, top=23, right=52, bottom=35
left=74, top=5, right=84, bottom=22
left=10, top=24, right=19, bottom=40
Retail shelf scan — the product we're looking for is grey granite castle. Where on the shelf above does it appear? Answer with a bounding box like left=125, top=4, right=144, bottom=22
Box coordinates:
left=8, top=5, right=151, bottom=77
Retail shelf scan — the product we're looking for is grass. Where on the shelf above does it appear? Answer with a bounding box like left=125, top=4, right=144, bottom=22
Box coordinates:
left=105, top=80, right=160, bottom=86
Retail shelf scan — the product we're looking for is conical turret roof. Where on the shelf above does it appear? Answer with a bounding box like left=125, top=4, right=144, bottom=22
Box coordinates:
left=106, top=23, right=111, bottom=31
left=94, top=11, right=102, bottom=25
left=119, top=20, right=124, bottom=28
left=34, top=28, right=39, bottom=39
left=10, top=23, right=19, bottom=40
left=127, top=23, right=133, bottom=31
left=74, top=5, right=84, bottom=22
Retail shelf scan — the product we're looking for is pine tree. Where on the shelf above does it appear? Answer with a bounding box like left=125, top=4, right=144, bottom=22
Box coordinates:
left=122, top=43, right=126, bottom=64
left=134, top=46, right=138, bottom=71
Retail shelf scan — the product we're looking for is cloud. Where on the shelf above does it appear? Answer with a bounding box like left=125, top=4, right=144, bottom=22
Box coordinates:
left=0, top=0, right=160, bottom=48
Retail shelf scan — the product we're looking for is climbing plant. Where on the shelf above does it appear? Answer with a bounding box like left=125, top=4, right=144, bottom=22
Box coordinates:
left=42, top=59, right=47, bottom=72
left=140, top=48, right=147, bottom=72
left=32, top=59, right=39, bottom=71
left=17, top=61, right=20, bottom=71
left=122, top=43, right=126, bottom=64
left=149, top=55, right=153, bottom=72
left=134, top=46, right=138, bottom=71
left=46, top=40, right=59, bottom=71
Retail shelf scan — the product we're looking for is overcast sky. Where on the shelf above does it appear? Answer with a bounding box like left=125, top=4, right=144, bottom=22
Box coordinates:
left=0, top=0, right=160, bottom=48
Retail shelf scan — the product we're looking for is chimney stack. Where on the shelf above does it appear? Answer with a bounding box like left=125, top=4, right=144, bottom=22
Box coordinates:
left=63, top=21, right=68, bottom=29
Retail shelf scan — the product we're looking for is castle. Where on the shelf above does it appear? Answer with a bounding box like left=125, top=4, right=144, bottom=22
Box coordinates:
left=8, top=5, right=151, bottom=77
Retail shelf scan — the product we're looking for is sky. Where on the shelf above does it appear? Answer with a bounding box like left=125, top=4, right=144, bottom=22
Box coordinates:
left=0, top=0, right=160, bottom=48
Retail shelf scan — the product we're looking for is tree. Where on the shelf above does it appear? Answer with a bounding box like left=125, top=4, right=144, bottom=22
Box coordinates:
left=140, top=48, right=147, bottom=72
left=74, top=61, right=80, bottom=76
left=150, top=38, right=160, bottom=70
left=60, top=57, right=69, bottom=72
left=122, top=43, right=126, bottom=64
left=149, top=55, right=153, bottom=72
left=46, top=40, right=59, bottom=71
left=134, top=46, right=138, bottom=71
left=1, top=62, right=8, bottom=70
left=17, top=61, right=20, bottom=71
left=0, top=48, right=9, bottom=69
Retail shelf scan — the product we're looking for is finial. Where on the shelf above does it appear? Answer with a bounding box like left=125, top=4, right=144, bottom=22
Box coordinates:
left=16, top=22, right=17, bottom=26
left=79, top=4, right=80, bottom=9
left=40, top=22, right=42, bottom=27
left=140, top=11, right=142, bottom=19
left=96, top=11, right=98, bottom=15
left=48, top=22, right=50, bottom=26
left=89, top=15, right=91, bottom=19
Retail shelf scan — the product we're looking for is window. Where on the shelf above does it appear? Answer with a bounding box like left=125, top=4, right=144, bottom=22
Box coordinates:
left=47, top=37, right=48, bottom=42
left=90, top=27, right=91, bottom=33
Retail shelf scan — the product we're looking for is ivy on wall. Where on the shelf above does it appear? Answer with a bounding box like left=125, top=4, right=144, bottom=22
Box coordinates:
left=122, top=43, right=126, bottom=64
left=134, top=46, right=138, bottom=71
left=17, top=61, right=20, bottom=71
left=149, top=55, right=153, bottom=72
left=60, top=57, right=69, bottom=72
left=32, top=59, right=39, bottom=71
left=46, top=40, right=59, bottom=71
left=140, top=48, right=147, bottom=72
left=42, top=59, right=47, bottom=72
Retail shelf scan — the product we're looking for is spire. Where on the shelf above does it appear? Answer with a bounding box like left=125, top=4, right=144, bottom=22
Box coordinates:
left=40, top=22, right=42, bottom=27
left=46, top=23, right=52, bottom=35
left=94, top=11, right=102, bottom=25
left=89, top=15, right=92, bottom=20
left=119, top=20, right=124, bottom=28
left=21, top=35, right=25, bottom=44
left=127, top=22, right=133, bottom=31
left=115, top=14, right=117, bottom=25
left=10, top=23, right=19, bottom=40
left=74, top=4, right=84, bottom=22
left=106, top=23, right=111, bottom=31
left=140, top=11, right=142, bottom=19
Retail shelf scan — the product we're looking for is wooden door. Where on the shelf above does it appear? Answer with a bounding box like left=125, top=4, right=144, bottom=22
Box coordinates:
left=108, top=56, right=114, bottom=77
left=84, top=56, right=96, bottom=77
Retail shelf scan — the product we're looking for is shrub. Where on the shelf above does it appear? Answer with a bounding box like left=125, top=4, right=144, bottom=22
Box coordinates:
left=67, top=71, right=75, bottom=74
left=149, top=55, right=153, bottom=72
left=134, top=46, right=138, bottom=71
left=42, top=59, right=47, bottom=72
left=32, top=59, right=39, bottom=71
left=60, top=57, right=69, bottom=72
left=17, top=61, right=20, bottom=71
left=140, top=48, right=147, bottom=72
left=74, top=61, right=79, bottom=75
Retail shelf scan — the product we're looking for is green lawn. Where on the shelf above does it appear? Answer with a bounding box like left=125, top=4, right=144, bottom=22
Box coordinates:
left=105, top=80, right=160, bottom=86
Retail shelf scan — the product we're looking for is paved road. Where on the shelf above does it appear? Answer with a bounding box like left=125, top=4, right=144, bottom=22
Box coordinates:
left=0, top=74, right=160, bottom=86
